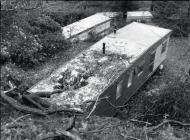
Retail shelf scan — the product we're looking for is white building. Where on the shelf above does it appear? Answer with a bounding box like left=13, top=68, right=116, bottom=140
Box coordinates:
left=126, top=11, right=153, bottom=23
left=61, top=13, right=112, bottom=42
left=96, top=12, right=120, bottom=19
left=28, top=22, right=172, bottom=116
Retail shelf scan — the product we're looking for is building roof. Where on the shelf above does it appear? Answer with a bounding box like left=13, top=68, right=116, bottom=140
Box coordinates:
left=127, top=11, right=153, bottom=18
left=28, top=22, right=171, bottom=109
left=96, top=12, right=120, bottom=18
left=61, top=14, right=111, bottom=39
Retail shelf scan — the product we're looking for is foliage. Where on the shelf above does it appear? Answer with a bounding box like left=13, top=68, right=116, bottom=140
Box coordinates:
left=0, top=1, right=70, bottom=68
left=142, top=77, right=190, bottom=123
left=151, top=1, right=190, bottom=37
left=8, top=33, right=43, bottom=68
left=87, top=30, right=99, bottom=42
left=39, top=32, right=70, bottom=57
left=28, top=15, right=62, bottom=34
left=0, top=63, right=31, bottom=92
left=47, top=11, right=88, bottom=26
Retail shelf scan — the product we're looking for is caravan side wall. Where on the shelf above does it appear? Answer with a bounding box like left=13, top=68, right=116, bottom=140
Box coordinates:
left=94, top=33, right=171, bottom=116
left=71, top=20, right=111, bottom=41
left=126, top=17, right=152, bottom=23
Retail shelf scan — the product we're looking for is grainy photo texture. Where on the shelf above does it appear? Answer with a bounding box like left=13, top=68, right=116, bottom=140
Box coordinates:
left=1, top=1, right=190, bottom=140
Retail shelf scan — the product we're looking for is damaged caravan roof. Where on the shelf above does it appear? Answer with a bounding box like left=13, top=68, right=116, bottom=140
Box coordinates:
left=61, top=14, right=111, bottom=39
left=28, top=22, right=171, bottom=108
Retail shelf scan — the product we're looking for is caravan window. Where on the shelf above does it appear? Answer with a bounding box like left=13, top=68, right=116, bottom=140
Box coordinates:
left=127, top=70, right=133, bottom=87
left=149, top=51, right=156, bottom=73
left=161, top=41, right=167, bottom=54
left=150, top=51, right=156, bottom=63
left=149, top=63, right=154, bottom=72
left=137, top=60, right=145, bottom=76
left=116, top=79, right=123, bottom=100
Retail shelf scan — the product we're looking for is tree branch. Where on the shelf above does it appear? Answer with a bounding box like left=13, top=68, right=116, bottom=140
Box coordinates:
left=40, top=130, right=82, bottom=140
left=148, top=119, right=190, bottom=132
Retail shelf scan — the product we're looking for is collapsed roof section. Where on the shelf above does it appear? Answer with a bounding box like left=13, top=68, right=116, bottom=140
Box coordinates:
left=28, top=22, right=171, bottom=108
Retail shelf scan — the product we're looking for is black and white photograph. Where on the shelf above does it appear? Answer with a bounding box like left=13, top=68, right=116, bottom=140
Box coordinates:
left=1, top=1, right=190, bottom=140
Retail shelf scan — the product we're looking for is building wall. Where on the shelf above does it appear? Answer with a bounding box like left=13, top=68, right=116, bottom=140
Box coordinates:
left=70, top=20, right=111, bottom=42
left=126, top=17, right=152, bottom=23
left=153, top=38, right=170, bottom=71
left=94, top=33, right=171, bottom=116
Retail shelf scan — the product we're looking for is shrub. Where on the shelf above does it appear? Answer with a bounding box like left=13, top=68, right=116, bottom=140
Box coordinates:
left=0, top=63, right=31, bottom=92
left=47, top=11, right=87, bottom=26
left=1, top=15, right=69, bottom=68
left=39, top=32, right=70, bottom=56
left=29, top=15, right=62, bottom=34
left=8, top=34, right=43, bottom=68
left=142, top=78, right=190, bottom=123
left=151, top=1, right=190, bottom=37
left=87, top=30, right=99, bottom=42
left=0, top=44, right=11, bottom=65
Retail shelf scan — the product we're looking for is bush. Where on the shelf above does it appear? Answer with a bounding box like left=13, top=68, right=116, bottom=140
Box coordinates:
left=39, top=32, right=70, bottom=56
left=0, top=45, right=11, bottom=65
left=8, top=34, right=43, bottom=68
left=1, top=15, right=69, bottom=68
left=0, top=63, right=31, bottom=92
left=87, top=30, right=98, bottom=42
left=142, top=78, right=190, bottom=123
left=151, top=1, right=190, bottom=37
left=29, top=15, right=62, bottom=34
left=47, top=11, right=87, bottom=26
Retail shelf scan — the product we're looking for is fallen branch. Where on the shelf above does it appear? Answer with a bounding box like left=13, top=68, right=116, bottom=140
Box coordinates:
left=47, top=108, right=84, bottom=115
left=5, top=122, right=27, bottom=129
left=120, top=133, right=141, bottom=140
left=1, top=90, right=84, bottom=116
left=1, top=81, right=83, bottom=116
left=40, top=130, right=82, bottom=140
left=12, top=114, right=31, bottom=123
left=129, top=119, right=152, bottom=126
left=105, top=98, right=129, bottom=109
left=80, top=122, right=129, bottom=134
left=148, top=119, right=190, bottom=133
left=22, top=95, right=46, bottom=110
left=86, top=73, right=116, bottom=119
left=85, top=96, right=108, bottom=119
left=1, top=91, right=47, bottom=115
left=30, top=89, right=65, bottom=98
left=66, top=116, right=76, bottom=131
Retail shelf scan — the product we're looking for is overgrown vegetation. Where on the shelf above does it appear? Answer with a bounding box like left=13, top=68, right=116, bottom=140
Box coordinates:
left=151, top=1, right=190, bottom=37
left=141, top=77, right=190, bottom=124
left=0, top=1, right=70, bottom=68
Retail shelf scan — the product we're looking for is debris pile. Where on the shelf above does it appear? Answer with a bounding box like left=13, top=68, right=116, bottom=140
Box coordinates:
left=53, top=69, right=93, bottom=91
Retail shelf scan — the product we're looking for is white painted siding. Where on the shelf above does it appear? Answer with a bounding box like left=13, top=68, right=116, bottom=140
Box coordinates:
left=71, top=21, right=111, bottom=41
left=153, top=38, right=170, bottom=70
left=62, top=14, right=111, bottom=40
left=116, top=79, right=123, bottom=100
